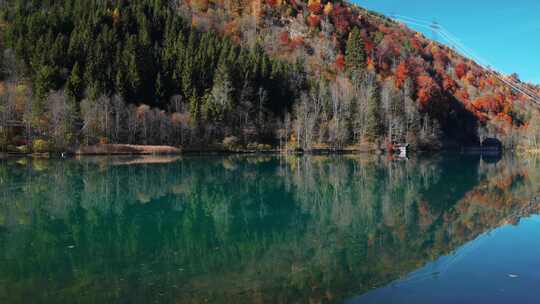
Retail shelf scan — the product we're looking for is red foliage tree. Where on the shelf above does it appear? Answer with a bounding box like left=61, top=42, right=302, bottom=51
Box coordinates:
left=307, top=14, right=321, bottom=28
left=279, top=31, right=290, bottom=45
left=361, top=31, right=375, bottom=54
left=332, top=4, right=350, bottom=34
left=395, top=61, right=409, bottom=88
left=265, top=0, right=279, bottom=7
left=455, top=62, right=468, bottom=79
left=472, top=94, right=503, bottom=113
left=416, top=75, right=440, bottom=106
left=335, top=54, right=346, bottom=71
left=410, top=36, right=423, bottom=52
left=442, top=74, right=457, bottom=92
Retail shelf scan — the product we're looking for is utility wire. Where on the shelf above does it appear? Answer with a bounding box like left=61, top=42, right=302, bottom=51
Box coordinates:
left=392, top=16, right=540, bottom=104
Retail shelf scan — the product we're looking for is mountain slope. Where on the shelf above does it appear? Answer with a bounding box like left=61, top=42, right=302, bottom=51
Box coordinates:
left=0, top=0, right=539, bottom=152
left=182, top=0, right=540, bottom=147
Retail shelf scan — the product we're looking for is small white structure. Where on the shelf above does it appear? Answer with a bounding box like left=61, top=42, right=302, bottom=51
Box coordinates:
left=394, top=143, right=409, bottom=158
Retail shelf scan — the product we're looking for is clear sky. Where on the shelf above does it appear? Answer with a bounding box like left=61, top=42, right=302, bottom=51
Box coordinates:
left=354, top=0, right=540, bottom=84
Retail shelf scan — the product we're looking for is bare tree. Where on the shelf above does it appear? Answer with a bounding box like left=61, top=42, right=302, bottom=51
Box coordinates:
left=294, top=88, right=322, bottom=151
left=47, top=91, right=76, bottom=150
left=80, top=96, right=112, bottom=144
left=111, top=95, right=127, bottom=144
left=0, top=87, right=14, bottom=150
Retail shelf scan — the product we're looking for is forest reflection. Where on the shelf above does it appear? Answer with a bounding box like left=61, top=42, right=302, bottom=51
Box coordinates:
left=0, top=154, right=539, bottom=304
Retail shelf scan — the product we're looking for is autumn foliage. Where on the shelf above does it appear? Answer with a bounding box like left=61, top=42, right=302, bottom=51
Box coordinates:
left=455, top=62, right=468, bottom=79
left=335, top=54, right=345, bottom=71
left=307, top=14, right=321, bottom=28
left=395, top=61, right=409, bottom=88
left=307, top=0, right=322, bottom=14
left=416, top=75, right=440, bottom=106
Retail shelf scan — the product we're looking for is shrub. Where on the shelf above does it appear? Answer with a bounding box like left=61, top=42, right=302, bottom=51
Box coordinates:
left=248, top=142, right=273, bottom=151
left=222, top=136, right=240, bottom=151
left=257, top=144, right=272, bottom=151
left=32, top=139, right=50, bottom=153
left=17, top=145, right=30, bottom=154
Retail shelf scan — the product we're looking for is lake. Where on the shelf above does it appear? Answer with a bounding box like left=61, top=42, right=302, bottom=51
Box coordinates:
left=0, top=154, right=539, bottom=303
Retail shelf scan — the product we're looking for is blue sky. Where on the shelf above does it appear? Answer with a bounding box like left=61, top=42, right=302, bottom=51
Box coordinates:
left=354, top=0, right=540, bottom=84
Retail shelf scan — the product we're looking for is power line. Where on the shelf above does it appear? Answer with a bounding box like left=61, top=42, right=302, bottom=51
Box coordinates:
left=392, top=16, right=540, bottom=105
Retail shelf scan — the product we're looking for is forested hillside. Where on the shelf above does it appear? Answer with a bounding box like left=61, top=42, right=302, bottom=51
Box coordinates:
left=0, top=0, right=539, bottom=153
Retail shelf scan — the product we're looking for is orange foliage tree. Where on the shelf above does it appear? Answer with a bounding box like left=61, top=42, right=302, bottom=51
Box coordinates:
left=442, top=74, right=457, bottom=92
left=395, top=61, right=409, bottom=88
left=455, top=62, right=468, bottom=79
left=416, top=75, right=440, bottom=106
left=307, top=0, right=322, bottom=14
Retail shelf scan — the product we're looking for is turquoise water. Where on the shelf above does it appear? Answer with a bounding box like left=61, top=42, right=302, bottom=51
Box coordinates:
left=0, top=154, right=539, bottom=303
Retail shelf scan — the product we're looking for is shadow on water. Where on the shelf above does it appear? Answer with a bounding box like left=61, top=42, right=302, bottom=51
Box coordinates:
left=0, top=153, right=539, bottom=303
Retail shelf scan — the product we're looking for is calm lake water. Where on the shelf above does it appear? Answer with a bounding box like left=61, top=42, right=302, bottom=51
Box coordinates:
left=1, top=154, right=539, bottom=303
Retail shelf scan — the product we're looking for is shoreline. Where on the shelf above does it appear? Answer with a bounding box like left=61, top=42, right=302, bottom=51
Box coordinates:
left=0, top=146, right=513, bottom=158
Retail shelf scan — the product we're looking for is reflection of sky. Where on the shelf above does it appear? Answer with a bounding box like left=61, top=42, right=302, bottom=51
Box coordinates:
left=348, top=215, right=540, bottom=304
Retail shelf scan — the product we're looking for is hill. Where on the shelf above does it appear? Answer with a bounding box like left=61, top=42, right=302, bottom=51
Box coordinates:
left=0, top=0, right=539, bottom=153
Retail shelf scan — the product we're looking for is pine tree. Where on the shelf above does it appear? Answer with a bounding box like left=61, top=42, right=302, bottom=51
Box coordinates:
left=209, top=59, right=233, bottom=121
left=115, top=69, right=126, bottom=98
left=65, top=63, right=83, bottom=100
left=181, top=61, right=193, bottom=97
left=189, top=90, right=200, bottom=122
left=345, top=27, right=366, bottom=74
left=365, top=85, right=382, bottom=142
left=155, top=72, right=165, bottom=104
left=34, top=65, right=56, bottom=100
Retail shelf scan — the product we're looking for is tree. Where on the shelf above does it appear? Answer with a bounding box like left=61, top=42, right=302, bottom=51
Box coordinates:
left=47, top=91, right=76, bottom=150
left=208, top=60, right=233, bottom=121
left=155, top=72, right=165, bottom=105
left=395, top=61, right=409, bottom=89
left=65, top=63, right=83, bottom=101
left=34, top=65, right=57, bottom=100
left=365, top=84, right=382, bottom=142
left=416, top=75, right=440, bottom=107
left=0, top=39, right=4, bottom=80
left=293, top=91, right=322, bottom=151
left=345, top=27, right=366, bottom=75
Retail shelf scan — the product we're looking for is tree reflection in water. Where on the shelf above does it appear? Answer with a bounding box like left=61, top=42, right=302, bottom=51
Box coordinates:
left=0, top=154, right=539, bottom=303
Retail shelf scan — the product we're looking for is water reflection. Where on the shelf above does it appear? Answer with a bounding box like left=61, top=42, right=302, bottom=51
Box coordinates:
left=0, top=154, right=539, bottom=303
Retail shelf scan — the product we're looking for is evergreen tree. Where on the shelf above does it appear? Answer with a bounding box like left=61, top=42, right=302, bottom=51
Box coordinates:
left=345, top=27, right=366, bottom=74
left=189, top=90, right=200, bottom=122
left=34, top=65, right=57, bottom=100
left=209, top=60, right=233, bottom=121
left=155, top=72, right=165, bottom=104
left=365, top=85, right=382, bottom=142
left=65, top=63, right=83, bottom=101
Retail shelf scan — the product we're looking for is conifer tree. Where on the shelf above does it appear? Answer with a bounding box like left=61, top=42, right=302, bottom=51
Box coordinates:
left=66, top=63, right=83, bottom=101
left=210, top=59, right=233, bottom=121
left=365, top=85, right=382, bottom=142
left=345, top=27, right=366, bottom=74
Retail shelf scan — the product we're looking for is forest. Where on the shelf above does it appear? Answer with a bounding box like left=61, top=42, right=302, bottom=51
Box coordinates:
left=0, top=0, right=539, bottom=153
